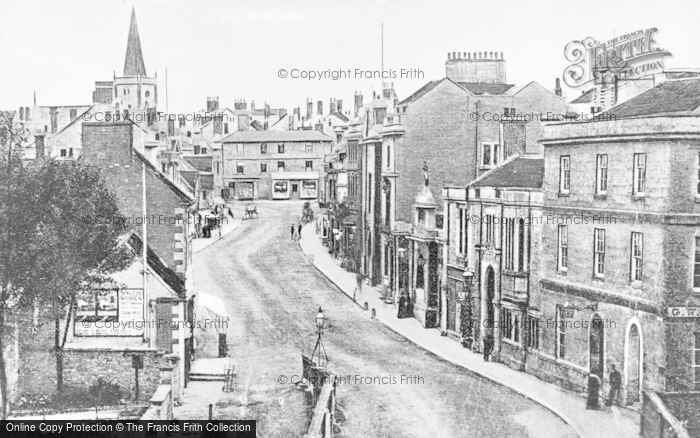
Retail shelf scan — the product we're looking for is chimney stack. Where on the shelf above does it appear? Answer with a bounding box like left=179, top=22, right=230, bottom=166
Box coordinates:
left=206, top=96, right=219, bottom=113
left=354, top=91, right=363, bottom=118
left=336, top=99, right=343, bottom=113
left=307, top=99, right=313, bottom=119
left=234, top=99, right=247, bottom=110
left=251, top=100, right=256, bottom=111
left=329, top=98, right=336, bottom=114
left=317, top=100, right=323, bottom=115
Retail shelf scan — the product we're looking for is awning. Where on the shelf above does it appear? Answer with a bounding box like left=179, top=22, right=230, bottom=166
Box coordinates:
left=197, top=292, right=230, bottom=320
left=270, top=171, right=319, bottom=180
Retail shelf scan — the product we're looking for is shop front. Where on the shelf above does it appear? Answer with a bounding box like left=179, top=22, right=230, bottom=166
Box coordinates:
left=270, top=172, right=319, bottom=200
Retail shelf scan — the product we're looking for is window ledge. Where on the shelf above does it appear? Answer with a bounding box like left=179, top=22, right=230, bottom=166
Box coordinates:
left=630, top=280, right=643, bottom=289
left=556, top=269, right=568, bottom=276
left=632, top=195, right=645, bottom=201
left=594, top=194, right=607, bottom=200
left=592, top=275, right=605, bottom=282
left=558, top=192, right=570, bottom=198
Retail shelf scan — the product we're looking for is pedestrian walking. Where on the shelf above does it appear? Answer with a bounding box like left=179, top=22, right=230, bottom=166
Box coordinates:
left=606, top=364, right=622, bottom=406
left=298, top=222, right=302, bottom=240
left=397, top=293, right=406, bottom=318
left=228, top=207, right=233, bottom=218
left=586, top=373, right=602, bottom=409
left=291, top=224, right=296, bottom=240
left=483, top=333, right=495, bottom=361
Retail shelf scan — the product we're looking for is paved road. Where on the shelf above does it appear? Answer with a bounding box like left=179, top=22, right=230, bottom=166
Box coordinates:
left=191, top=201, right=577, bottom=438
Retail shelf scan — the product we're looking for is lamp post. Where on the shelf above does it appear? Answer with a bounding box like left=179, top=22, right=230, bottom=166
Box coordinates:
left=311, top=307, right=329, bottom=367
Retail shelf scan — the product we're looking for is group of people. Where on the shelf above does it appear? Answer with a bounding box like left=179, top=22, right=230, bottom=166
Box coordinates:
left=587, top=364, right=623, bottom=409
left=290, top=222, right=303, bottom=240
left=397, top=292, right=414, bottom=318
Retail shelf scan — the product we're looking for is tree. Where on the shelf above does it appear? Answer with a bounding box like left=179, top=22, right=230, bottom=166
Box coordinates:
left=0, top=112, right=132, bottom=417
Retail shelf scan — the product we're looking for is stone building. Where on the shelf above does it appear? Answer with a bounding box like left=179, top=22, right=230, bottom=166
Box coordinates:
left=537, top=78, right=700, bottom=434
left=443, top=156, right=544, bottom=362
left=221, top=130, right=333, bottom=200
left=370, top=51, right=566, bottom=326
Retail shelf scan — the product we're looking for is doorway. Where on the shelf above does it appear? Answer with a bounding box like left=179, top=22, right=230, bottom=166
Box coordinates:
left=590, top=314, right=605, bottom=379
left=626, top=323, right=642, bottom=404
left=291, top=182, right=300, bottom=200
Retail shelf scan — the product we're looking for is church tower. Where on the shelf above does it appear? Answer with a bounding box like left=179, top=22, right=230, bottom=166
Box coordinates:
left=113, top=8, right=157, bottom=112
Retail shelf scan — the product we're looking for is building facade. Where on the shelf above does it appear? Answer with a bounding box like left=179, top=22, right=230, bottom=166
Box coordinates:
left=534, top=80, right=700, bottom=429
left=221, top=130, right=333, bottom=200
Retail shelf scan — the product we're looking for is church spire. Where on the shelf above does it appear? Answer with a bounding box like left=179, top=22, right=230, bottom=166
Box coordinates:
left=123, top=7, right=147, bottom=76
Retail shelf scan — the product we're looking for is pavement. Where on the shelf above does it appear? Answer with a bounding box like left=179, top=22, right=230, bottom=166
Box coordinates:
left=298, top=222, right=641, bottom=438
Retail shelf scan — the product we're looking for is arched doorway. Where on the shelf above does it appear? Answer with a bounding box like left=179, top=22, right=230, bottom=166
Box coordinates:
left=626, top=322, right=642, bottom=405
left=486, top=267, right=495, bottom=332
left=590, top=314, right=605, bottom=379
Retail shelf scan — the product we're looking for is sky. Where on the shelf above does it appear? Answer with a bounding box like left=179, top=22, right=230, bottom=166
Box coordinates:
left=2, top=0, right=700, bottom=114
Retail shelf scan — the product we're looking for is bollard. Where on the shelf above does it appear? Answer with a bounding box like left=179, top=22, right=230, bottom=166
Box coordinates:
left=364, top=302, right=369, bottom=311
left=371, top=308, right=376, bottom=318
left=209, top=403, right=213, bottom=420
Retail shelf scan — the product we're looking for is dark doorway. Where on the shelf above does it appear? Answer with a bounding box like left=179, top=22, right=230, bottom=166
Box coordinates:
left=590, top=315, right=605, bottom=379
left=486, top=267, right=495, bottom=332
left=291, top=183, right=299, bottom=200
left=627, top=324, right=641, bottom=404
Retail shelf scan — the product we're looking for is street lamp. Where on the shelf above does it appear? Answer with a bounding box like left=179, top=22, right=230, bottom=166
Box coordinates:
left=312, top=307, right=329, bottom=367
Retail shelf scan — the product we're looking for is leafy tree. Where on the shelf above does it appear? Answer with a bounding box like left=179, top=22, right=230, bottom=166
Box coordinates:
left=0, top=112, right=132, bottom=417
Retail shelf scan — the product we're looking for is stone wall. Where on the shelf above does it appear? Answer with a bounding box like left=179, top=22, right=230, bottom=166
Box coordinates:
left=660, top=392, right=700, bottom=436
left=62, top=349, right=167, bottom=402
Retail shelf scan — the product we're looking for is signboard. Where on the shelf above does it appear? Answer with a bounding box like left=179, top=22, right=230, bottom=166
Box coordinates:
left=667, top=307, right=700, bottom=318
left=74, top=288, right=145, bottom=336
left=563, top=28, right=672, bottom=88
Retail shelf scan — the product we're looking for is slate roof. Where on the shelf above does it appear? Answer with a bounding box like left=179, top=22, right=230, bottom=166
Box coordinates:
left=133, top=150, right=193, bottom=204
left=604, top=79, right=700, bottom=118
left=397, top=80, right=442, bottom=106
left=200, top=173, right=214, bottom=190
left=180, top=170, right=198, bottom=188
left=570, top=88, right=595, bottom=104
left=127, top=233, right=185, bottom=298
left=330, top=111, right=349, bottom=123
left=223, top=129, right=333, bottom=143
left=470, top=156, right=544, bottom=189
left=457, top=82, right=515, bottom=95
left=182, top=155, right=213, bottom=172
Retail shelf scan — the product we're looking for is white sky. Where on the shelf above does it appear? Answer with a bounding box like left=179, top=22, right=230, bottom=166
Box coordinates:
left=1, top=0, right=699, bottom=113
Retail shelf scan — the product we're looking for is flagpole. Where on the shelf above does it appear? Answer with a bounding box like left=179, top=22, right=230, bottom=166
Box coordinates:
left=142, top=153, right=149, bottom=345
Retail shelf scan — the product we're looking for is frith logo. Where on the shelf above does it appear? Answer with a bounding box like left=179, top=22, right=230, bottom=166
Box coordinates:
left=563, top=28, right=672, bottom=88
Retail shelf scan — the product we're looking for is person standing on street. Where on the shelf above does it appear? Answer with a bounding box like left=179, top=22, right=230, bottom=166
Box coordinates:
left=606, top=364, right=622, bottom=407
left=291, top=224, right=296, bottom=240
left=298, top=222, right=303, bottom=240
left=483, top=333, right=495, bottom=361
